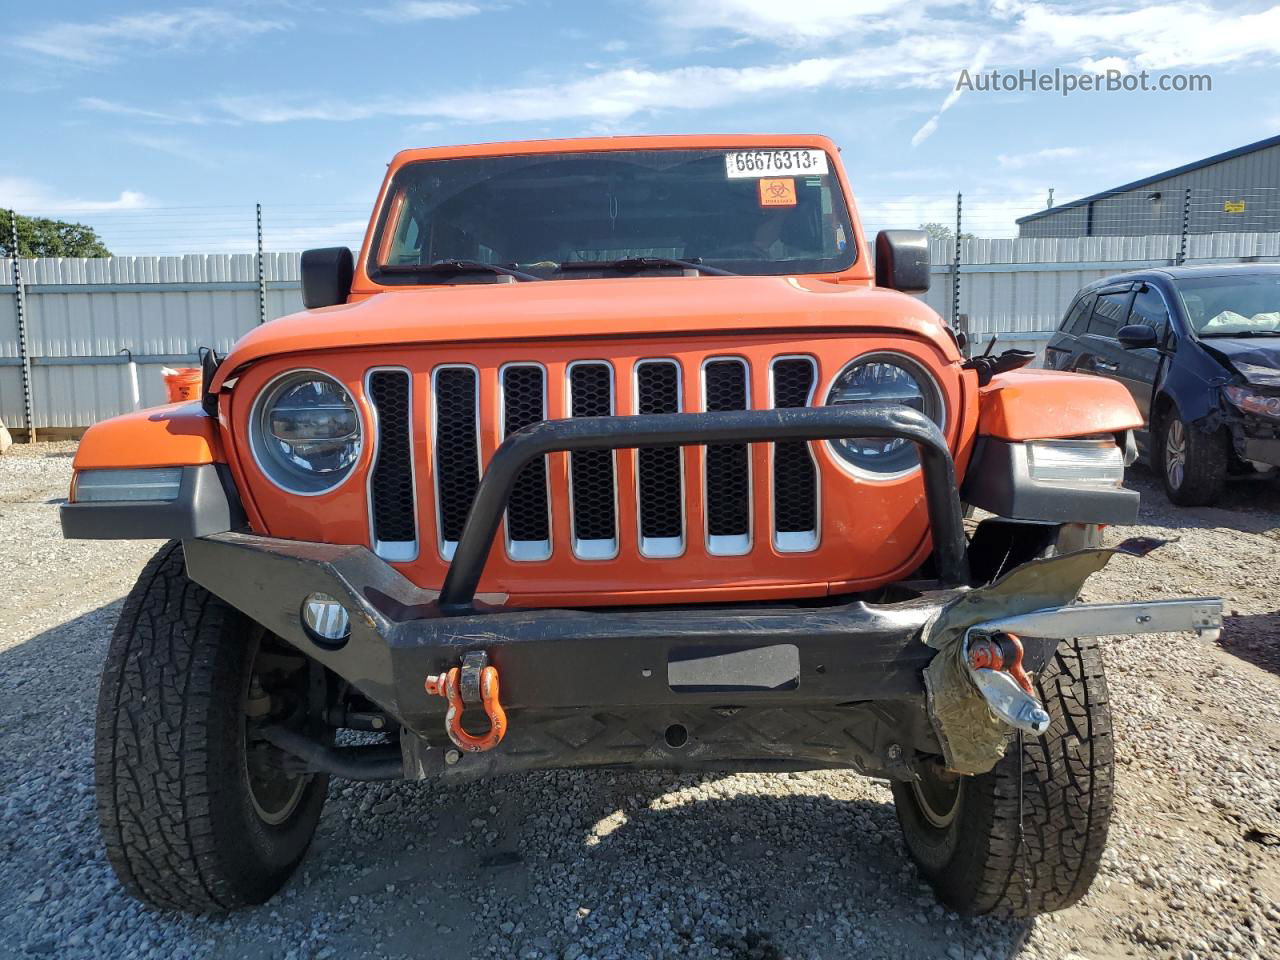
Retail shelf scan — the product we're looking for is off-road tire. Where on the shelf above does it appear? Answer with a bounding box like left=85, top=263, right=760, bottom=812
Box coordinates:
left=1156, top=408, right=1227, bottom=506
left=891, top=635, right=1114, bottom=916
left=95, top=542, right=327, bottom=913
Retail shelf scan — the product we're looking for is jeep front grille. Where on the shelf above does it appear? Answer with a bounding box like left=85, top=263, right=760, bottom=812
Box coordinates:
left=370, top=353, right=824, bottom=565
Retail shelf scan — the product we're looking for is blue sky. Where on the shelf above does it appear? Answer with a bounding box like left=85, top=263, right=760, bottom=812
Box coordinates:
left=4, top=0, right=1279, bottom=254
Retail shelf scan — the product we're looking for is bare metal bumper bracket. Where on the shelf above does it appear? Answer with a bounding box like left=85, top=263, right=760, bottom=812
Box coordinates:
left=963, top=598, right=1223, bottom=735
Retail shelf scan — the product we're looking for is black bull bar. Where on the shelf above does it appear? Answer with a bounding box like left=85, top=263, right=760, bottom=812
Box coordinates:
left=184, top=404, right=984, bottom=745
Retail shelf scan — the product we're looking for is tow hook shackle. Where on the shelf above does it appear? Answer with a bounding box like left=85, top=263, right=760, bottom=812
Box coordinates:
left=425, top=651, right=507, bottom=753
left=963, top=631, right=1052, bottom=736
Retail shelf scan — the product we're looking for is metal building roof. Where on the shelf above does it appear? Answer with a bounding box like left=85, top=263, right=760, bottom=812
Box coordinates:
left=1016, top=133, right=1280, bottom=225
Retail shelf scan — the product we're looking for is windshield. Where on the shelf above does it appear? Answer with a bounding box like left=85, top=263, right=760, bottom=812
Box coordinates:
left=369, top=148, right=856, bottom=282
left=1177, top=274, right=1280, bottom=337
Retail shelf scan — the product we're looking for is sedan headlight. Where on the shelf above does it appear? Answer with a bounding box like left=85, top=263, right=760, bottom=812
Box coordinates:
left=250, top=371, right=362, bottom=494
left=824, top=354, right=945, bottom=477
left=1224, top=384, right=1280, bottom=419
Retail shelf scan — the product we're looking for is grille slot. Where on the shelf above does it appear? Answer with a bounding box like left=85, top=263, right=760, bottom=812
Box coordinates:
left=432, top=365, right=480, bottom=559
left=367, top=369, right=418, bottom=561
left=501, top=364, right=551, bottom=560
left=771, top=357, right=819, bottom=552
left=635, top=360, right=684, bottom=557
left=702, top=358, right=751, bottom=555
left=568, top=362, right=618, bottom=558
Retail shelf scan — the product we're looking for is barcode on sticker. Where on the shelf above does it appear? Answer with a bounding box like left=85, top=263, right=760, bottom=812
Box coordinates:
left=725, top=149, right=829, bottom=178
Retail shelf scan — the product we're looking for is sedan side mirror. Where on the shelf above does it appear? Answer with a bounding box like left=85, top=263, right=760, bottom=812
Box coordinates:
left=874, top=230, right=930, bottom=295
left=301, top=247, right=354, bottom=309
left=1117, top=324, right=1158, bottom=350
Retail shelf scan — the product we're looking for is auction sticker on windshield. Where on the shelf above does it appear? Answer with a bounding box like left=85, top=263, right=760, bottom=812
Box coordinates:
left=725, top=149, right=829, bottom=178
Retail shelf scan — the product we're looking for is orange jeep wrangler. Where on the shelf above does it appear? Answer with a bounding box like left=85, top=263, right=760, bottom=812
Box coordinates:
left=62, top=135, right=1222, bottom=916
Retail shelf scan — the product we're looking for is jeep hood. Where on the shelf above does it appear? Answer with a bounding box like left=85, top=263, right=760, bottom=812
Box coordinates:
left=1198, top=336, right=1280, bottom=387
left=213, top=276, right=954, bottom=388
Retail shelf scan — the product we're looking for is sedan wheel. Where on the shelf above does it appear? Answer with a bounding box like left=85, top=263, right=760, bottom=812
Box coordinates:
left=1164, top=418, right=1187, bottom=490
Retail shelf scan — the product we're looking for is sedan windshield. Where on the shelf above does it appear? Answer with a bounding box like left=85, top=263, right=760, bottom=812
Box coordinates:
left=369, top=148, right=856, bottom=282
left=1177, top=274, right=1280, bottom=337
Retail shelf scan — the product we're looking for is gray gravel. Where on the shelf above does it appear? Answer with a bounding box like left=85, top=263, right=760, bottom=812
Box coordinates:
left=1, top=442, right=1277, bottom=960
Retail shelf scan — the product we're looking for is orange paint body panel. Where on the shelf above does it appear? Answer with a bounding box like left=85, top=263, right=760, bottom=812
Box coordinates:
left=73, top=402, right=223, bottom=470
left=978, top=370, right=1143, bottom=440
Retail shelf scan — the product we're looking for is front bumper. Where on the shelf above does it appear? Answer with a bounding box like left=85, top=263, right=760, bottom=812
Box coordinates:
left=184, top=533, right=1222, bottom=779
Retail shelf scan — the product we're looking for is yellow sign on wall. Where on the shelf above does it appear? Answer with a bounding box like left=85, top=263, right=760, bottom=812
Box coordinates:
left=1223, top=200, right=1246, bottom=213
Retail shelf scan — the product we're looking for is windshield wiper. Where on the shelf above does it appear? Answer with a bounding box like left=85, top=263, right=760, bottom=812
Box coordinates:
left=556, top=257, right=737, bottom=277
left=382, top=259, right=543, bottom=282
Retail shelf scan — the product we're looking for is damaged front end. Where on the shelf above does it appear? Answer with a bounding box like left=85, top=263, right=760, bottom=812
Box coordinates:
left=921, top=538, right=1220, bottom=774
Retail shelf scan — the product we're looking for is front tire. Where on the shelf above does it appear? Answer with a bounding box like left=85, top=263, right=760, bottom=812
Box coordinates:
left=891, top=636, right=1114, bottom=916
left=1157, top=409, right=1226, bottom=506
left=95, top=543, right=328, bottom=913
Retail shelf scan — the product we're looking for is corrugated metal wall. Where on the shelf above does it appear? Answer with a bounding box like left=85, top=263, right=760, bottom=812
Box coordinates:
left=0, top=254, right=303, bottom=429
left=3, top=237, right=1278, bottom=430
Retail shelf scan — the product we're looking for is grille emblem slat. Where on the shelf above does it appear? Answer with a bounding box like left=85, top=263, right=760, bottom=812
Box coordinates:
left=567, top=362, right=619, bottom=560
left=501, top=364, right=551, bottom=561
left=367, top=368, right=418, bottom=562
left=635, top=359, right=684, bottom=558
left=770, top=357, right=819, bottom=552
left=702, top=358, right=751, bottom=556
left=432, top=365, right=481, bottom=560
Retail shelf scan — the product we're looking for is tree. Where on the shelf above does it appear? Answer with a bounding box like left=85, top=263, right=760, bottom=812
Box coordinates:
left=0, top=210, right=112, bottom=258
left=919, top=222, right=975, bottom=244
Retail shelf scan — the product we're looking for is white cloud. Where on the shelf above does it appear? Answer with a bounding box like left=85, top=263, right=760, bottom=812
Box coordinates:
left=1079, top=55, right=1131, bottom=73
left=366, top=2, right=482, bottom=21
left=120, top=133, right=216, bottom=167
left=911, top=42, right=991, bottom=147
left=1012, top=1, right=1280, bottom=71
left=13, top=8, right=287, bottom=65
left=69, top=0, right=1280, bottom=145
left=189, top=38, right=969, bottom=126
left=0, top=176, right=150, bottom=215
left=650, top=0, right=929, bottom=45
left=996, top=146, right=1085, bottom=170
left=78, top=97, right=217, bottom=126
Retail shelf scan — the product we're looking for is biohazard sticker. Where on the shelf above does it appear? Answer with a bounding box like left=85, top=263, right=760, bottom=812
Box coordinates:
left=758, top=178, right=797, bottom=207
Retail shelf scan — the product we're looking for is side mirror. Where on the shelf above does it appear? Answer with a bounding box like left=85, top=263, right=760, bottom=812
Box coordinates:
left=301, top=247, right=354, bottom=309
left=874, top=230, right=930, bottom=295
left=1117, top=323, right=1158, bottom=350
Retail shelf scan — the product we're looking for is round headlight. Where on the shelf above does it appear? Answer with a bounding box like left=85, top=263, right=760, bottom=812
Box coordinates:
left=824, top=354, right=944, bottom=478
left=250, top=371, right=362, bottom=494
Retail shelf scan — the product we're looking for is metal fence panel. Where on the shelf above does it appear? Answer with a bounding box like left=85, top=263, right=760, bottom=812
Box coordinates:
left=3, top=240, right=1279, bottom=431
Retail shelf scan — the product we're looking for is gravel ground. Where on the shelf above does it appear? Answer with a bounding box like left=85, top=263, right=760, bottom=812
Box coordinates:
left=1, top=442, right=1277, bottom=960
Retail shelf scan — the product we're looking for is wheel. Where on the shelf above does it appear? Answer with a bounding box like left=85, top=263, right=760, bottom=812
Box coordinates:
left=891, top=635, right=1114, bottom=916
left=95, top=542, right=328, bottom=912
left=1156, top=409, right=1226, bottom=506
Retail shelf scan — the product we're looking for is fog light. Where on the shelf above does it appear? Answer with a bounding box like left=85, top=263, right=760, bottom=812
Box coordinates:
left=1026, top=439, right=1125, bottom=486
left=301, top=593, right=350, bottom=647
